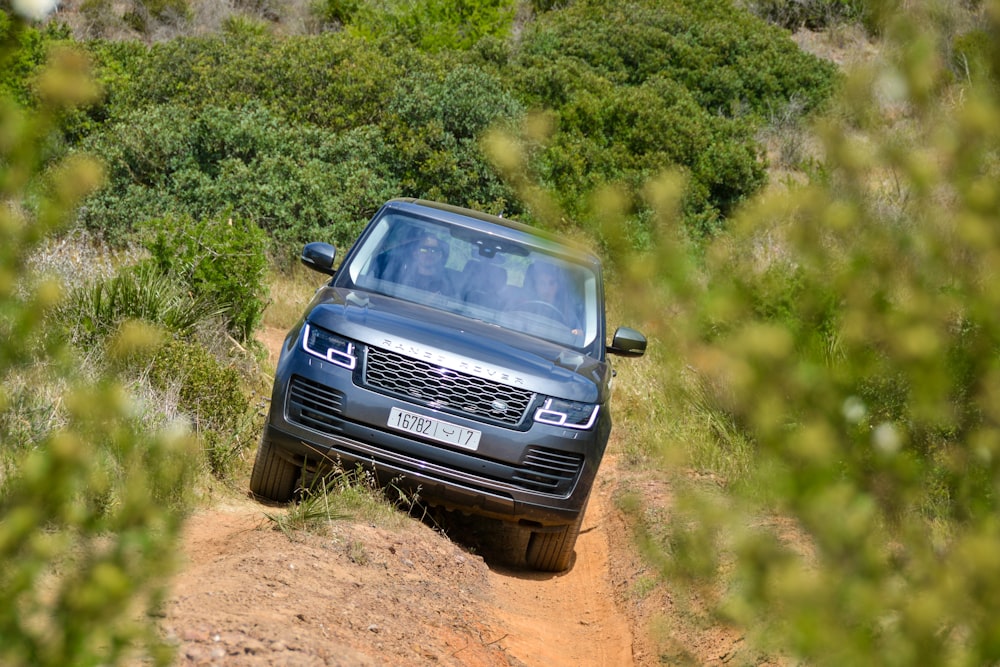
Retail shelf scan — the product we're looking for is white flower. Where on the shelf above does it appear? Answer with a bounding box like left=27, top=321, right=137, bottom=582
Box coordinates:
left=12, top=0, right=59, bottom=21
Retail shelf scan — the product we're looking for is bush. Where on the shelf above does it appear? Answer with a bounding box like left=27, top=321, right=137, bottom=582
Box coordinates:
left=85, top=32, right=408, bottom=131
left=77, top=102, right=393, bottom=249
left=142, top=212, right=269, bottom=342
left=382, top=63, right=523, bottom=213
left=952, top=27, right=995, bottom=86
left=309, top=0, right=361, bottom=28
left=514, top=0, right=837, bottom=117
left=0, top=14, right=72, bottom=107
left=532, top=74, right=766, bottom=238
left=626, top=3, right=1000, bottom=663
left=510, top=0, right=836, bottom=239
left=48, top=254, right=259, bottom=484
left=147, top=338, right=257, bottom=479
left=747, top=0, right=866, bottom=30
left=348, top=0, right=517, bottom=51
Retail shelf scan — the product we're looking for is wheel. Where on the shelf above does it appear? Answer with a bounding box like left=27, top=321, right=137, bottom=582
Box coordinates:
left=512, top=300, right=567, bottom=324
left=249, top=434, right=300, bottom=502
left=525, top=500, right=588, bottom=572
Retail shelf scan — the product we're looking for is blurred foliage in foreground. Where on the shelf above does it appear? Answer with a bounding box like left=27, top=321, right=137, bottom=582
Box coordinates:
left=0, top=17, right=196, bottom=666
left=604, top=1, right=1000, bottom=664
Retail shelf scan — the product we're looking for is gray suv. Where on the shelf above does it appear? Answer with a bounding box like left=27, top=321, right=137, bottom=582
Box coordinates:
left=251, top=199, right=646, bottom=571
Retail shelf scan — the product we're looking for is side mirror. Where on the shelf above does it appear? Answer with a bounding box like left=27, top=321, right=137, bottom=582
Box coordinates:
left=301, top=242, right=337, bottom=276
left=607, top=326, right=647, bottom=358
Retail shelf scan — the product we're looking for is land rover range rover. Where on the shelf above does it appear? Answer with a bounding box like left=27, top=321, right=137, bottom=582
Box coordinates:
left=251, top=198, right=646, bottom=571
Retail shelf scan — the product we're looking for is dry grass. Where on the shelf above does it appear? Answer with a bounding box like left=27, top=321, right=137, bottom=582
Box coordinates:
left=261, top=262, right=329, bottom=331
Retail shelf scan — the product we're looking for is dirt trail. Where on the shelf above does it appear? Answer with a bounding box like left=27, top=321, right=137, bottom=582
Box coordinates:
left=485, top=472, right=633, bottom=666
left=161, top=463, right=636, bottom=666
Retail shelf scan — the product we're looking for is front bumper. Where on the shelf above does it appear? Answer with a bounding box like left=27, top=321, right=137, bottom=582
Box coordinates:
left=266, top=349, right=610, bottom=527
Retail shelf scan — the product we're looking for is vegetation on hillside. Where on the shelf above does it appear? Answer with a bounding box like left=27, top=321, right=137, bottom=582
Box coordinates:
left=3, top=0, right=1000, bottom=664
left=4, top=0, right=837, bottom=252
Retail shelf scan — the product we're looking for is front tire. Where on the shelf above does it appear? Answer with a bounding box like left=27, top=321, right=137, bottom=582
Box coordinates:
left=525, top=500, right=588, bottom=572
left=249, top=434, right=300, bottom=502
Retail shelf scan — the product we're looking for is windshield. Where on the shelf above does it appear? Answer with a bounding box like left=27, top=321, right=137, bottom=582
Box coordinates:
left=338, top=210, right=601, bottom=351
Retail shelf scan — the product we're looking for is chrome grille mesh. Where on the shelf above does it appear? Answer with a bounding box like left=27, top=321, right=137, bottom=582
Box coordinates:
left=364, top=346, right=534, bottom=426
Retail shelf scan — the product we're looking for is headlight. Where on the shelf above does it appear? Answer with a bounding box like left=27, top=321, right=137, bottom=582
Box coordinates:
left=302, top=323, right=357, bottom=370
left=533, top=398, right=599, bottom=430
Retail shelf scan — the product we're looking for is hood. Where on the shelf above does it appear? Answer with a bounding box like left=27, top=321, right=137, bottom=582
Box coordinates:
left=304, top=287, right=610, bottom=403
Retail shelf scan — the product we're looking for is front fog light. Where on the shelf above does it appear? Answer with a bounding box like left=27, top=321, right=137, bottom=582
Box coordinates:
left=534, top=398, right=599, bottom=430
left=302, top=323, right=356, bottom=369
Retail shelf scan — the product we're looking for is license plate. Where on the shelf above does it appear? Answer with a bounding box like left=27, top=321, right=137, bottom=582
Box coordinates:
left=387, top=407, right=482, bottom=451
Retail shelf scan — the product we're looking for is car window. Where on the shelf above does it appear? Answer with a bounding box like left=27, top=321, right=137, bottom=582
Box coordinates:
left=341, top=210, right=600, bottom=351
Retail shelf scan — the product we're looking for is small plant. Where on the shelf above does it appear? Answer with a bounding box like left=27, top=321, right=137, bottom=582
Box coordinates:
left=147, top=338, right=257, bottom=480
left=346, top=540, right=369, bottom=565
left=55, top=263, right=220, bottom=348
left=265, top=461, right=415, bottom=536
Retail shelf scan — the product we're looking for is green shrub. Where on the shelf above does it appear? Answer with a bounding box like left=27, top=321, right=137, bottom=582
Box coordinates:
left=142, top=212, right=269, bottom=342
left=77, top=102, right=397, bottom=249
left=85, top=32, right=408, bottom=131
left=952, top=27, right=995, bottom=86
left=147, top=338, right=256, bottom=479
left=309, top=0, right=361, bottom=28
left=624, top=3, right=1000, bottom=663
left=747, top=0, right=866, bottom=30
left=514, top=0, right=837, bottom=117
left=122, top=0, right=191, bottom=33
left=510, top=0, right=835, bottom=239
left=382, top=63, right=523, bottom=213
left=0, top=14, right=72, bottom=107
left=349, top=0, right=517, bottom=51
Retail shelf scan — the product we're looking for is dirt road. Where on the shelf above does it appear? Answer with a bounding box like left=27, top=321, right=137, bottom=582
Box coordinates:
left=160, top=456, right=637, bottom=667
left=485, top=472, right=633, bottom=666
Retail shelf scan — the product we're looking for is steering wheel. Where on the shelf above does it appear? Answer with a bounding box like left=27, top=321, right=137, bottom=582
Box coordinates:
left=511, top=300, right=568, bottom=324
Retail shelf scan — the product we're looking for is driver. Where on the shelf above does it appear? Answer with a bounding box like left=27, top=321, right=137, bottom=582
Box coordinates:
left=521, top=261, right=582, bottom=336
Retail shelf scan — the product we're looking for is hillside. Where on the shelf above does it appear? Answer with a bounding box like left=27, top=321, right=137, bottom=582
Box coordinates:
left=7, top=1, right=1000, bottom=665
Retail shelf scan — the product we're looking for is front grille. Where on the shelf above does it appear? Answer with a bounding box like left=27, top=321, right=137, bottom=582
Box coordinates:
left=364, top=347, right=534, bottom=426
left=512, top=447, right=585, bottom=493
left=286, top=374, right=583, bottom=497
left=288, top=376, right=345, bottom=435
